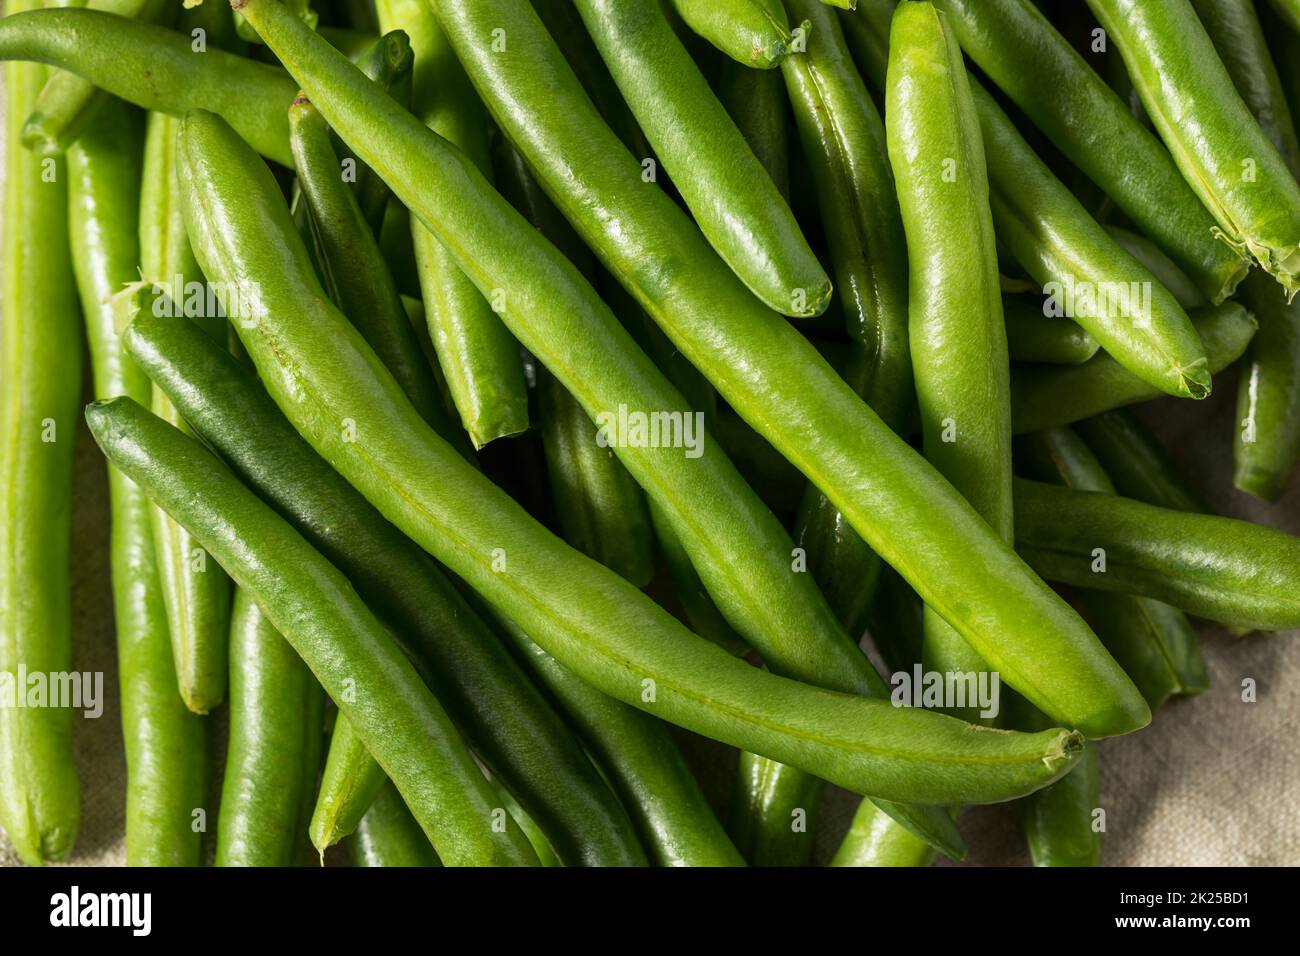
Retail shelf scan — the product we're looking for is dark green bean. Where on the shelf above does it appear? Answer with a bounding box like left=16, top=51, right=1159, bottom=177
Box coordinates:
left=930, top=0, right=1249, bottom=303
left=85, top=398, right=539, bottom=867
left=718, top=62, right=790, bottom=199
left=1074, top=409, right=1210, bottom=513
left=0, top=7, right=297, bottom=164
left=216, top=589, right=324, bottom=866
left=1104, top=225, right=1207, bottom=310
left=375, top=0, right=529, bottom=448
left=124, top=311, right=644, bottom=866
left=1014, top=476, right=1300, bottom=629
left=1012, top=303, right=1256, bottom=434
left=729, top=753, right=821, bottom=866
left=67, top=97, right=207, bottom=866
left=1014, top=723, right=1102, bottom=867
left=0, top=4, right=81, bottom=863
left=350, top=782, right=442, bottom=867
left=1004, top=295, right=1101, bottom=365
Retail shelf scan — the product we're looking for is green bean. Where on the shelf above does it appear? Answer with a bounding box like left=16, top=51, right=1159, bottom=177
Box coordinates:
left=1185, top=1, right=1300, bottom=501
left=140, top=109, right=232, bottom=714
left=216, top=589, right=324, bottom=866
left=67, top=97, right=206, bottom=867
left=320, top=26, right=380, bottom=60
left=929, top=0, right=1249, bottom=303
left=1074, top=410, right=1210, bottom=513
left=350, top=782, right=442, bottom=867
left=123, top=314, right=644, bottom=866
left=712, top=408, right=806, bottom=514
left=0, top=0, right=82, bottom=864
left=375, top=0, right=529, bottom=449
left=230, top=2, right=968, bottom=850
left=341, top=30, right=414, bottom=234
left=888, top=0, right=1011, bottom=725
left=1104, top=225, right=1207, bottom=310
left=1014, top=476, right=1300, bottom=629
left=1017, top=428, right=1208, bottom=709
left=718, top=62, right=790, bottom=199
left=85, top=398, right=539, bottom=867
left=19, top=0, right=166, bottom=155
left=667, top=0, right=793, bottom=68
left=1013, top=714, right=1102, bottom=867
left=288, top=94, right=463, bottom=447
left=1012, top=303, right=1257, bottom=434
left=866, top=566, right=925, bottom=675
left=1085, top=0, right=1300, bottom=294
left=420, top=0, right=1148, bottom=739
left=1004, top=296, right=1101, bottom=365
left=495, top=613, right=740, bottom=867
left=1266, top=0, right=1300, bottom=33
left=573, top=0, right=831, bottom=317
left=488, top=776, right=561, bottom=867
left=309, top=714, right=385, bottom=852
left=975, top=81, right=1212, bottom=399
left=729, top=753, right=821, bottom=866
left=0, top=7, right=297, bottom=165
left=830, top=800, right=938, bottom=867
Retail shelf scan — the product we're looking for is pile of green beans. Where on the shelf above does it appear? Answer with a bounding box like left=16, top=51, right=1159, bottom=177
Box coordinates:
left=0, top=0, right=1295, bottom=871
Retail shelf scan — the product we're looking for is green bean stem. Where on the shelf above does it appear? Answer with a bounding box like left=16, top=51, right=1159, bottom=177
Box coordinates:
left=0, top=0, right=82, bottom=864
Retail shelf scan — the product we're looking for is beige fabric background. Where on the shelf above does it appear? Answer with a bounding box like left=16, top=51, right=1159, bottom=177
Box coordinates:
left=1, top=46, right=1297, bottom=868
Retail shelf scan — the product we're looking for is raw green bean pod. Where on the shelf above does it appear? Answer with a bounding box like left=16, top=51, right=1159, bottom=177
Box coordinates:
left=350, top=782, right=442, bottom=867
left=67, top=98, right=208, bottom=867
left=0, top=7, right=297, bottom=164
left=228, top=3, right=965, bottom=856
left=1012, top=303, right=1257, bottom=434
left=140, top=109, right=232, bottom=714
left=929, top=0, right=1248, bottom=303
left=667, top=0, right=793, bottom=68
left=1085, top=0, right=1300, bottom=294
left=375, top=0, right=529, bottom=448
left=866, top=566, right=925, bottom=675
left=974, top=81, right=1212, bottom=399
left=20, top=0, right=167, bottom=155
left=1189, top=0, right=1300, bottom=501
left=1103, top=226, right=1207, bottom=311
left=1013, top=707, right=1102, bottom=868
left=712, top=408, right=806, bottom=514
left=729, top=752, right=821, bottom=866
left=830, top=798, right=938, bottom=867
left=1074, top=410, right=1210, bottom=514
left=718, top=61, right=790, bottom=199
left=1014, top=476, right=1300, bottom=629
left=216, top=589, right=324, bottom=866
left=887, top=0, right=1010, bottom=718
left=288, top=93, right=462, bottom=446
left=1004, top=296, right=1100, bottom=365
left=124, top=312, right=645, bottom=867
left=171, top=96, right=1087, bottom=808
left=340, top=30, right=413, bottom=234
left=495, top=613, right=741, bottom=867
left=85, top=398, right=539, bottom=867
left=1017, top=428, right=1208, bottom=709
left=420, top=0, right=1148, bottom=740
left=309, top=714, right=386, bottom=852
left=0, top=0, right=82, bottom=863
left=573, top=0, right=831, bottom=317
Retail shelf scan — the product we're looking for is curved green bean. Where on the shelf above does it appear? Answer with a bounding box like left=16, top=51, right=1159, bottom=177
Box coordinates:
left=86, top=398, right=539, bottom=867
left=1015, top=731, right=1101, bottom=867
left=1012, top=302, right=1257, bottom=434
left=0, top=2, right=82, bottom=863
left=420, top=0, right=1149, bottom=739
left=340, top=30, right=414, bottom=235
left=375, top=0, right=529, bottom=448
left=1014, top=476, right=1300, bottom=629
left=20, top=0, right=166, bottom=155
left=573, top=0, right=831, bottom=317
left=67, top=97, right=207, bottom=867
left=668, top=0, right=792, bottom=68
left=1104, top=225, right=1206, bottom=310
left=930, top=0, right=1248, bottom=303
left=173, top=97, right=1088, bottom=807
left=124, top=312, right=644, bottom=867
left=309, top=714, right=386, bottom=853
left=0, top=7, right=297, bottom=165
left=1004, top=296, right=1100, bottom=365
left=1085, top=0, right=1300, bottom=294
left=216, top=589, right=324, bottom=866
left=719, top=61, right=790, bottom=200
left=350, top=782, right=442, bottom=867
left=830, top=799, right=938, bottom=867
left=1075, top=409, right=1210, bottom=513
left=729, top=753, right=821, bottom=866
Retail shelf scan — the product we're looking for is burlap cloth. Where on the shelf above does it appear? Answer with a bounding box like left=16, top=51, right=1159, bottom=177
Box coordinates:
left=2, top=73, right=1297, bottom=871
